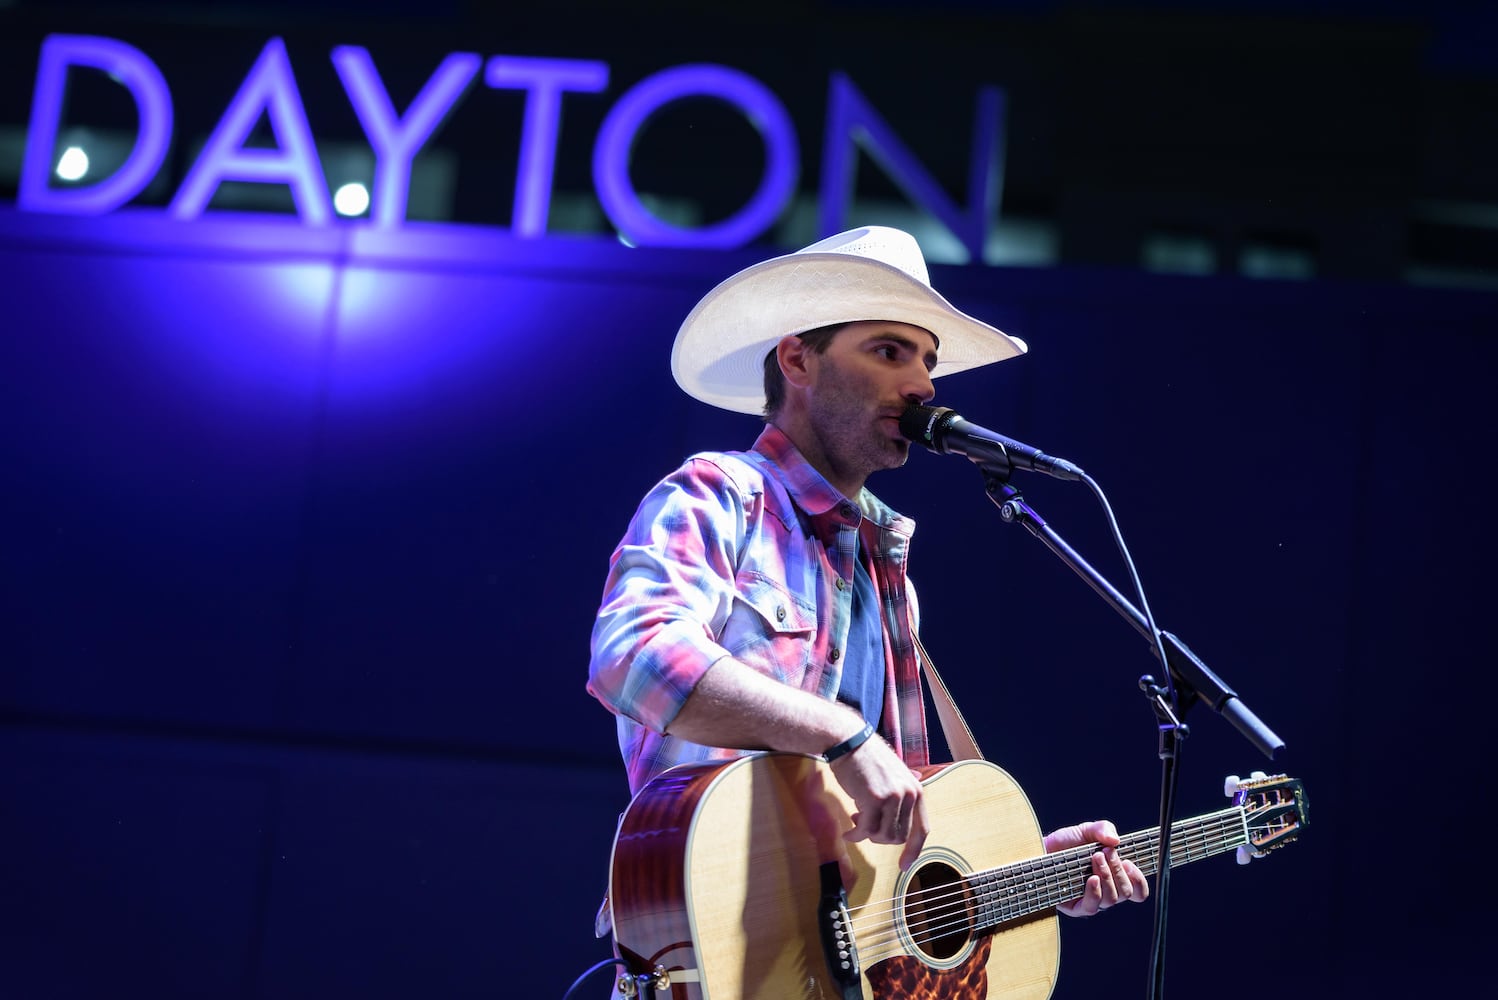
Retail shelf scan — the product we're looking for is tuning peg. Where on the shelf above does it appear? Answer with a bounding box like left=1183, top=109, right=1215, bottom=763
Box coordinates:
left=1237, top=842, right=1270, bottom=865
left=1226, top=771, right=1274, bottom=797
left=1230, top=772, right=1271, bottom=863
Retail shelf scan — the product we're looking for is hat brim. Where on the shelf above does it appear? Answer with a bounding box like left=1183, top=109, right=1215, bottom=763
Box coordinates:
left=672, top=251, right=1027, bottom=414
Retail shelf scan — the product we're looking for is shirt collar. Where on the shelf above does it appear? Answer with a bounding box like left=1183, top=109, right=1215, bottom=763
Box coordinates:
left=751, top=424, right=913, bottom=536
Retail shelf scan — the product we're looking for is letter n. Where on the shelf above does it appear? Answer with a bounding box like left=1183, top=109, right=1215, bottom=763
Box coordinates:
left=819, top=73, right=1005, bottom=262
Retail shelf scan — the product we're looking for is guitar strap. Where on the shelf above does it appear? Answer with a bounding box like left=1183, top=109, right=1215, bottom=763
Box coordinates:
left=735, top=447, right=987, bottom=765
left=914, top=631, right=985, bottom=762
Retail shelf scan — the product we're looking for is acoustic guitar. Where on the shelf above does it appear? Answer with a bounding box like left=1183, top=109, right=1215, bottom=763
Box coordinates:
left=607, top=754, right=1307, bottom=999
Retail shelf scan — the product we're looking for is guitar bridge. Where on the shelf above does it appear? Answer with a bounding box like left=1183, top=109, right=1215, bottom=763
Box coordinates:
left=816, top=862, right=862, bottom=1000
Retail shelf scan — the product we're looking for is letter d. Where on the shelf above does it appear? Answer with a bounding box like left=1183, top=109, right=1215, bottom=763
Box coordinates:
left=20, top=34, right=173, bottom=214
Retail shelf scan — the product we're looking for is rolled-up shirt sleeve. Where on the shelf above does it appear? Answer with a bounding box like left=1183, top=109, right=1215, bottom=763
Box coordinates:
left=587, top=456, right=751, bottom=736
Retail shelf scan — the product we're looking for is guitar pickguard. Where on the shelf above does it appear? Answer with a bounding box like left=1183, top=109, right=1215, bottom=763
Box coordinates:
left=865, top=938, right=992, bottom=1000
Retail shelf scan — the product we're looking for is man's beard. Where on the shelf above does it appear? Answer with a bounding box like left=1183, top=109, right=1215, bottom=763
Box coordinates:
left=807, top=371, right=909, bottom=487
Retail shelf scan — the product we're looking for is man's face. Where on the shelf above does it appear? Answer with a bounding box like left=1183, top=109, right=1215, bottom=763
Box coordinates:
left=803, top=320, right=938, bottom=489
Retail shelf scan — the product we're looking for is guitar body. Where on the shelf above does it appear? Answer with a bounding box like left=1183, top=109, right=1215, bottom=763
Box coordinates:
left=608, top=754, right=1061, bottom=1000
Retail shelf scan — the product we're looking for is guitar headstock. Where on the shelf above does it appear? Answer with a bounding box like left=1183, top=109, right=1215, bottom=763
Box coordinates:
left=1224, top=772, right=1309, bottom=863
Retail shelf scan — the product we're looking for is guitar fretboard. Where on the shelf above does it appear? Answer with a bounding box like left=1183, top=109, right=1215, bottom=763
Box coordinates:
left=965, top=806, right=1247, bottom=929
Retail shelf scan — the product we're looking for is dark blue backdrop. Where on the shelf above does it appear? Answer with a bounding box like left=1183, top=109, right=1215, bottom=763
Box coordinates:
left=2, top=206, right=1494, bottom=998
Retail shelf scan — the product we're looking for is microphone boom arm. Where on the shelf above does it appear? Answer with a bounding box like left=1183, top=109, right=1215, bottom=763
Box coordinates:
left=985, top=476, right=1285, bottom=760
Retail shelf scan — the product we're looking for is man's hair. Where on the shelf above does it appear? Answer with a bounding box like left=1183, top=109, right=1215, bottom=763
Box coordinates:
left=762, top=323, right=847, bottom=419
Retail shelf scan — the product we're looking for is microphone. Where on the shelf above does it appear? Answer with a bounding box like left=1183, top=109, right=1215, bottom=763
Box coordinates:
left=899, top=404, right=1085, bottom=481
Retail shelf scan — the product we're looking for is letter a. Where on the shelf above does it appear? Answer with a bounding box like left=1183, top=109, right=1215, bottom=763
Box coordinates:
left=171, top=38, right=333, bottom=224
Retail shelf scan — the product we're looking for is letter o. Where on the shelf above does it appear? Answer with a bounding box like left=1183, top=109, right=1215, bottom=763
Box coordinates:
left=593, top=64, right=798, bottom=249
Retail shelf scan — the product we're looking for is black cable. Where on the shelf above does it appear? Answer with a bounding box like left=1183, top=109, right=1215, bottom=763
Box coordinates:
left=560, top=956, right=630, bottom=1000
left=1080, top=470, right=1183, bottom=1000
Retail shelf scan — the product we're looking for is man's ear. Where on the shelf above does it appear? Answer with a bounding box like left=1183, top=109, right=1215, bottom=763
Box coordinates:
left=776, top=335, right=816, bottom=390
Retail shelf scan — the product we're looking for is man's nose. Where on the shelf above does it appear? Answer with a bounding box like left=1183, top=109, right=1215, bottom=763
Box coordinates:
left=902, top=366, right=936, bottom=405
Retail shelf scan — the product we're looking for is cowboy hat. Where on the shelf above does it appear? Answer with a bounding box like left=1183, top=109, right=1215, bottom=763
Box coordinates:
left=671, top=225, right=1028, bottom=414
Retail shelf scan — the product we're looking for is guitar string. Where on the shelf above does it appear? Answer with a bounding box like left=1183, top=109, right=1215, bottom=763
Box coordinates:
left=857, top=820, right=1247, bottom=964
left=851, top=820, right=1243, bottom=965
left=853, top=806, right=1300, bottom=965
left=844, top=811, right=1264, bottom=965
left=850, top=813, right=1252, bottom=964
left=844, top=809, right=1249, bottom=929
left=850, top=811, right=1260, bottom=961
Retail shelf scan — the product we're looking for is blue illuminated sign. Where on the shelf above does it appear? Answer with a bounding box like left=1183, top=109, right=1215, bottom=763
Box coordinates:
left=21, top=35, right=174, bottom=216
left=593, top=63, right=799, bottom=249
left=19, top=34, right=1006, bottom=257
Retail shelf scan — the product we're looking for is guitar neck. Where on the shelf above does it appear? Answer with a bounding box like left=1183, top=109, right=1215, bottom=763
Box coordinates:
left=967, top=806, right=1247, bottom=931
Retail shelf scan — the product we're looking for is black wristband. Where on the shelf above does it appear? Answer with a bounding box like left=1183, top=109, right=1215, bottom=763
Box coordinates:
left=822, top=722, right=875, bottom=764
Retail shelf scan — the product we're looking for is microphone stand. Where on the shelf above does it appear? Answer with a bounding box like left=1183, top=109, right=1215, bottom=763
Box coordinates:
left=968, top=458, right=1284, bottom=1000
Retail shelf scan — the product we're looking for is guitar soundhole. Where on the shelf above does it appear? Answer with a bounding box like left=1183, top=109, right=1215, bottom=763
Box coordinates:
left=902, top=860, right=972, bottom=962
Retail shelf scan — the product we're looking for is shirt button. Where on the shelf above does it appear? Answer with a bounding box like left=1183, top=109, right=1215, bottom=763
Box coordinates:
left=839, top=503, right=855, bottom=520
left=835, top=578, right=846, bottom=591
left=829, top=648, right=841, bottom=663
left=775, top=605, right=786, bottom=622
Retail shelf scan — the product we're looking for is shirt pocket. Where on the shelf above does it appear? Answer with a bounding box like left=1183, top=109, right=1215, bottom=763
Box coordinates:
left=720, top=570, right=818, bottom=685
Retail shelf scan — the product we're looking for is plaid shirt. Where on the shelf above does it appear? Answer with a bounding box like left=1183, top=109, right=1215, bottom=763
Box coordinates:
left=588, top=424, right=931, bottom=794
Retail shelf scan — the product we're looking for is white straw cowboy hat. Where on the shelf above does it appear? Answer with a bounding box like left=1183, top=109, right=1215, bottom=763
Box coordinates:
left=671, top=225, right=1028, bottom=414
